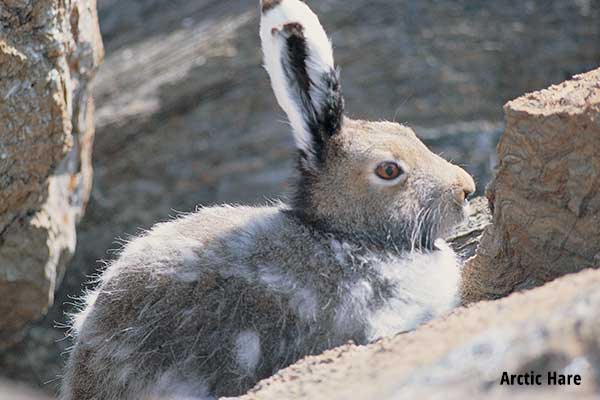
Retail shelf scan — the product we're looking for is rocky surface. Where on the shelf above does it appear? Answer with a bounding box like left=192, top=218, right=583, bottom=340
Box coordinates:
left=0, top=380, right=49, bottom=400
left=462, top=68, right=600, bottom=303
left=0, top=0, right=103, bottom=348
left=236, top=268, right=600, bottom=400
left=449, top=196, right=492, bottom=260
left=0, top=0, right=599, bottom=395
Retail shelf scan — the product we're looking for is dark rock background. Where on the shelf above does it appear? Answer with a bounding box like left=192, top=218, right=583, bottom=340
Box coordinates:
left=1, top=0, right=599, bottom=395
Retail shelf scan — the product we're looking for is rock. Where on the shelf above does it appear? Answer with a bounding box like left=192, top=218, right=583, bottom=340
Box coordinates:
left=0, top=380, right=49, bottom=400
left=462, top=68, right=600, bottom=303
left=448, top=196, right=492, bottom=260
left=0, top=0, right=103, bottom=348
left=235, top=268, right=600, bottom=400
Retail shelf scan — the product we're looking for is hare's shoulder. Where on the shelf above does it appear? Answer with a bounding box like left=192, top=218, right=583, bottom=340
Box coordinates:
left=72, top=205, right=291, bottom=336
left=106, top=204, right=285, bottom=276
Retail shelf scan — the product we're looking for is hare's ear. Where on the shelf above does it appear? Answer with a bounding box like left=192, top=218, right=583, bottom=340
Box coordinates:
left=260, top=0, right=344, bottom=169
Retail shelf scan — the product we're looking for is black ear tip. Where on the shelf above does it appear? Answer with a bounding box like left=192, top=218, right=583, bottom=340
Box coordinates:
left=261, top=0, right=282, bottom=13
left=282, top=22, right=305, bottom=36
left=272, top=22, right=306, bottom=38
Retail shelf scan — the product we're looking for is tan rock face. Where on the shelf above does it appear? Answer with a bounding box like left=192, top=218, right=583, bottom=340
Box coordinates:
left=0, top=0, right=103, bottom=348
left=462, top=68, right=600, bottom=303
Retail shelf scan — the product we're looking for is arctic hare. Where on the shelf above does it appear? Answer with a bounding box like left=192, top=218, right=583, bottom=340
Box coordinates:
left=61, top=1, right=475, bottom=399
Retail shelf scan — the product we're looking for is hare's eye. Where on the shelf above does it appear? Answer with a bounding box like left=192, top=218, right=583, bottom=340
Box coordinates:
left=375, top=162, right=403, bottom=180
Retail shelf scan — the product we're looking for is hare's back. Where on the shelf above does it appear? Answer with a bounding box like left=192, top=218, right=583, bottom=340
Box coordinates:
left=78, top=203, right=290, bottom=344
left=65, top=205, right=315, bottom=399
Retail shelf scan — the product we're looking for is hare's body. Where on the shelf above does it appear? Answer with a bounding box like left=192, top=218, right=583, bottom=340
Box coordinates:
left=62, top=202, right=460, bottom=399
left=62, top=1, right=476, bottom=399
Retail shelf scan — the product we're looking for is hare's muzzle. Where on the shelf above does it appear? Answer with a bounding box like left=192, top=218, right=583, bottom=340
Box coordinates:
left=453, top=166, right=476, bottom=205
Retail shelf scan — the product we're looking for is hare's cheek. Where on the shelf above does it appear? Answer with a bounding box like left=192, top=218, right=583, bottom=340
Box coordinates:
left=368, top=174, right=409, bottom=188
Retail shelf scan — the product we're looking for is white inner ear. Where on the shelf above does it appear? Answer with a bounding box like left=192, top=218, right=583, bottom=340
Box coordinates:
left=260, top=0, right=335, bottom=155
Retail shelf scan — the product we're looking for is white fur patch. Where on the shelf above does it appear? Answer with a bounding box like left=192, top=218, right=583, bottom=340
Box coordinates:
left=367, top=240, right=461, bottom=340
left=222, top=208, right=279, bottom=264
left=257, top=264, right=296, bottom=290
left=174, top=247, right=202, bottom=282
left=181, top=247, right=199, bottom=267
left=145, top=368, right=211, bottom=400
left=290, top=288, right=319, bottom=322
left=235, top=330, right=262, bottom=374
left=260, top=0, right=335, bottom=154
left=330, top=239, right=355, bottom=265
left=334, top=279, right=373, bottom=335
left=257, top=264, right=319, bottom=322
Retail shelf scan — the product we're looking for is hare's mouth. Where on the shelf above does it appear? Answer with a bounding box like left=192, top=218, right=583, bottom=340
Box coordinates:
left=411, top=202, right=466, bottom=251
left=416, top=224, right=450, bottom=251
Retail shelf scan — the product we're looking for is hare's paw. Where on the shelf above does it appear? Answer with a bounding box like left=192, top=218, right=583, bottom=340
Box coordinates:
left=260, top=0, right=344, bottom=169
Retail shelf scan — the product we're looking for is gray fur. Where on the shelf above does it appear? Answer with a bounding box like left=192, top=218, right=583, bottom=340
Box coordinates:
left=61, top=1, right=476, bottom=399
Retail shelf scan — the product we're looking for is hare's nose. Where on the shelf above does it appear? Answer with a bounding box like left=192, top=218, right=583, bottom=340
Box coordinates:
left=454, top=167, right=476, bottom=204
left=457, top=187, right=474, bottom=203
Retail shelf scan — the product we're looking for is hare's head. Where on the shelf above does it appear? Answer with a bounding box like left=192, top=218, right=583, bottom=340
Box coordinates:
left=260, top=0, right=475, bottom=250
